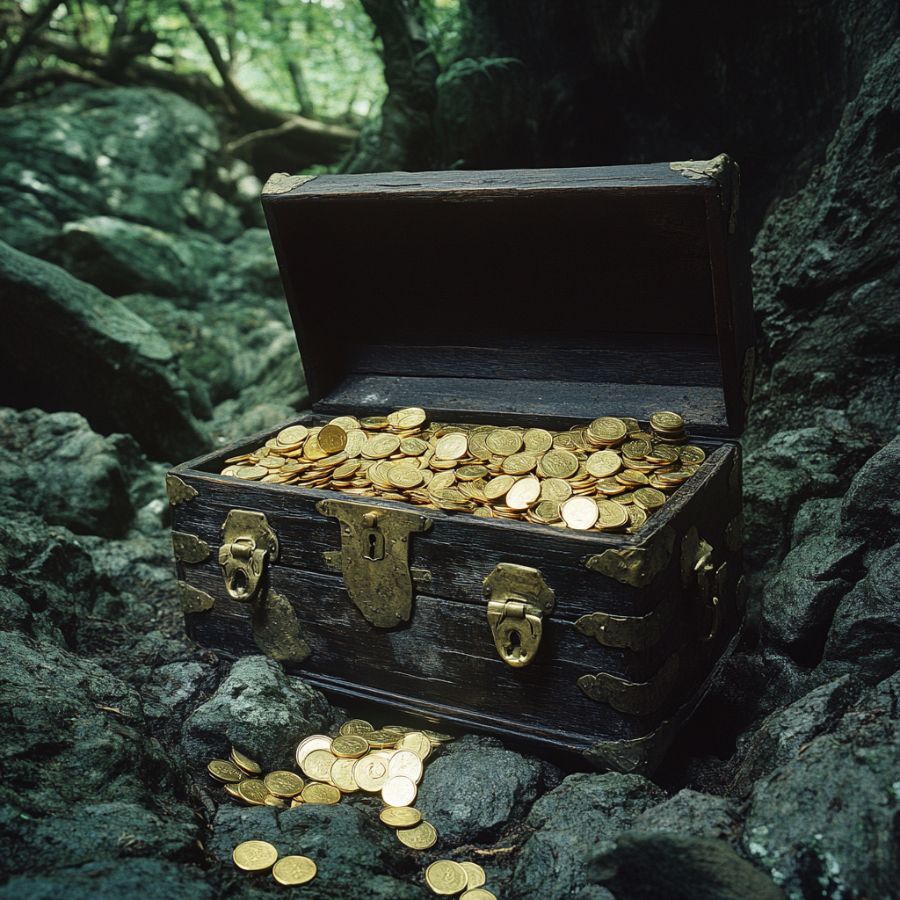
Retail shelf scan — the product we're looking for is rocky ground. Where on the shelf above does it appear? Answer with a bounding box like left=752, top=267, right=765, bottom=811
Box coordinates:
left=0, top=41, right=898, bottom=900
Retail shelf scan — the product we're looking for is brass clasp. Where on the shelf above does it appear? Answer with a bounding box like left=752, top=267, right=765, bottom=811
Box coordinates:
left=317, top=499, right=431, bottom=628
left=218, top=510, right=279, bottom=603
left=484, top=563, right=555, bottom=668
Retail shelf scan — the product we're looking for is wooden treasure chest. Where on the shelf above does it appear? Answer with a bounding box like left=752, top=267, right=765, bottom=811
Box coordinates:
left=168, top=158, right=754, bottom=775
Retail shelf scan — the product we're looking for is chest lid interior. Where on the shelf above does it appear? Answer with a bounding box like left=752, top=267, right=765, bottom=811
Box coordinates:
left=261, top=158, right=754, bottom=437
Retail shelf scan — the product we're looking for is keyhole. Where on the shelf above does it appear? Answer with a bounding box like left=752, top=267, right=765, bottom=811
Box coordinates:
left=231, top=569, right=248, bottom=595
left=367, top=533, right=377, bottom=558
left=505, top=629, right=522, bottom=657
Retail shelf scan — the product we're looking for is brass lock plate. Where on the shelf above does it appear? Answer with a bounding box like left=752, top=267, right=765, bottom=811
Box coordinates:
left=218, top=510, right=279, bottom=602
left=484, top=563, right=555, bottom=667
left=317, top=499, right=431, bottom=628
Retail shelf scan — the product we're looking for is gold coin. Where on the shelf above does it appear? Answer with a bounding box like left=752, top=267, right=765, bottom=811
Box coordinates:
left=232, top=839, right=278, bottom=872
left=459, top=861, right=486, bottom=889
left=229, top=747, right=262, bottom=776
left=333, top=460, right=360, bottom=480
left=380, top=806, right=422, bottom=827
left=561, top=496, right=599, bottom=530
left=300, top=782, right=341, bottom=804
left=302, top=748, right=337, bottom=782
left=622, top=439, right=652, bottom=459
left=435, top=433, right=468, bottom=460
left=388, top=464, right=424, bottom=489
left=207, top=759, right=244, bottom=783
left=501, top=452, right=537, bottom=475
left=331, top=734, right=370, bottom=758
left=264, top=795, right=286, bottom=808
left=400, top=437, right=429, bottom=456
left=233, top=465, right=267, bottom=481
left=646, top=444, right=679, bottom=464
left=650, top=410, right=685, bottom=431
left=585, top=450, right=622, bottom=478
left=276, top=424, right=309, bottom=446
left=425, top=859, right=468, bottom=895
left=318, top=423, right=348, bottom=454
left=483, top=475, right=515, bottom=500
left=540, top=477, right=572, bottom=502
left=633, top=487, right=667, bottom=510
left=397, top=820, right=437, bottom=850
left=680, top=445, right=706, bottom=465
left=589, top=416, right=628, bottom=442
left=295, top=734, right=332, bottom=768
left=339, top=719, right=375, bottom=736
left=223, top=782, right=243, bottom=801
left=330, top=756, right=360, bottom=793
left=532, top=499, right=561, bottom=523
left=506, top=476, right=541, bottom=510
left=236, top=778, right=269, bottom=805
left=461, top=890, right=497, bottom=900
left=397, top=731, right=432, bottom=760
left=484, top=429, right=522, bottom=456
left=272, top=855, right=317, bottom=886
left=616, top=469, right=649, bottom=486
left=421, top=729, right=454, bottom=743
left=626, top=505, right=648, bottom=530
left=361, top=415, right=388, bottom=429
left=366, top=729, right=401, bottom=748
left=382, top=775, right=417, bottom=807
left=388, top=749, right=424, bottom=783
left=523, top=428, right=553, bottom=453
left=362, top=433, right=402, bottom=459
left=264, top=770, right=304, bottom=798
left=540, top=449, right=579, bottom=479
left=595, top=499, right=629, bottom=530
left=329, top=415, right=360, bottom=430
left=388, top=407, right=427, bottom=429
left=457, top=464, right=489, bottom=481
left=354, top=755, right=391, bottom=792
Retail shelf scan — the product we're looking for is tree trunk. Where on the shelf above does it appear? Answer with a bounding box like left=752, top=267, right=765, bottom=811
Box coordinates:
left=343, top=0, right=440, bottom=172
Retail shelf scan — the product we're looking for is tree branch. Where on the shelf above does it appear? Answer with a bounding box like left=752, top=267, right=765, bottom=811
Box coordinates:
left=0, top=0, right=67, bottom=84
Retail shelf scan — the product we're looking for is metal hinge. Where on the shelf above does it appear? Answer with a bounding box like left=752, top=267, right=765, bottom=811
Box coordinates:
left=484, top=563, right=555, bottom=668
left=317, top=499, right=432, bottom=629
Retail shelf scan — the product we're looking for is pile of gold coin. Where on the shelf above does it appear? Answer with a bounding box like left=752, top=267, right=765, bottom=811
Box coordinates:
left=426, top=858, right=497, bottom=898
left=232, top=840, right=317, bottom=885
left=209, top=721, right=503, bottom=894
left=220, top=408, right=707, bottom=534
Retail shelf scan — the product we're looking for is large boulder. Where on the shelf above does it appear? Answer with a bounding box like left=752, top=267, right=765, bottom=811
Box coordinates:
left=0, top=240, right=207, bottom=460
left=416, top=734, right=547, bottom=845
left=181, top=656, right=333, bottom=772
left=741, top=671, right=900, bottom=899
left=0, top=408, right=135, bottom=537
left=0, top=85, right=245, bottom=255
left=508, top=773, right=665, bottom=898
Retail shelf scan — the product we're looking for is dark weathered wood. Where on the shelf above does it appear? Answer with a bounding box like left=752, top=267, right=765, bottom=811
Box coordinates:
left=261, top=160, right=753, bottom=435
left=314, top=375, right=729, bottom=434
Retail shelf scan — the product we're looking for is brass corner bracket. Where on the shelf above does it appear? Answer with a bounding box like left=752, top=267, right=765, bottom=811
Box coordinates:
left=585, top=527, right=675, bottom=588
left=166, top=474, right=198, bottom=506
left=262, top=173, right=317, bottom=195
left=670, top=153, right=740, bottom=233
left=577, top=652, right=680, bottom=716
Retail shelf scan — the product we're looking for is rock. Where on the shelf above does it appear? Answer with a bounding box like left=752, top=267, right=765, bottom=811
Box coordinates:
left=591, top=834, right=784, bottom=900
left=181, top=656, right=332, bottom=771
left=742, top=425, right=862, bottom=574
left=632, top=790, right=743, bottom=846
left=820, top=545, right=900, bottom=683
left=839, top=436, right=900, bottom=548
left=209, top=803, right=426, bottom=899
left=53, top=216, right=227, bottom=300
left=759, top=528, right=863, bottom=666
left=0, top=860, right=215, bottom=900
left=0, top=85, right=240, bottom=255
left=742, top=671, right=900, bottom=899
left=416, top=734, right=545, bottom=845
left=0, top=240, right=207, bottom=460
left=730, top=675, right=864, bottom=797
left=508, top=772, right=665, bottom=898
left=0, top=408, right=134, bottom=537
left=6, top=801, right=198, bottom=873
left=0, top=509, right=106, bottom=646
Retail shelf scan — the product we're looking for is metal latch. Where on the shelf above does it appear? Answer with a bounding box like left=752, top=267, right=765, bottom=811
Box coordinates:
left=681, top=526, right=726, bottom=642
left=317, top=499, right=431, bottom=629
left=484, top=563, right=555, bottom=668
left=219, top=510, right=279, bottom=603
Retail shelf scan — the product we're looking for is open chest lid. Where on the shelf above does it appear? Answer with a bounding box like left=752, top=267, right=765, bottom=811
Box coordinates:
left=261, top=157, right=754, bottom=437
